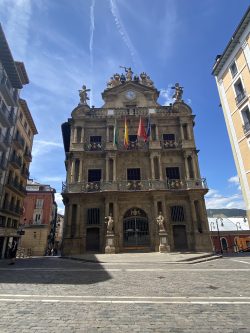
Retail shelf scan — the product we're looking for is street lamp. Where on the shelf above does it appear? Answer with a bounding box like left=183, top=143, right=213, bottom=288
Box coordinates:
left=211, top=217, right=223, bottom=255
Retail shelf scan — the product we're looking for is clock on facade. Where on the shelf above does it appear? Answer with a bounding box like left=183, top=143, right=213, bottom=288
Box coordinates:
left=125, top=90, right=136, bottom=100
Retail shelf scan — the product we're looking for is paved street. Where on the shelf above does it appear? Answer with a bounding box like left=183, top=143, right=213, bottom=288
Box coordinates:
left=0, top=254, right=250, bottom=332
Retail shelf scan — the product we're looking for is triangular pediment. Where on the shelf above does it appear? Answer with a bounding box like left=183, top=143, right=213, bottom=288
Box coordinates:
left=102, top=81, right=160, bottom=108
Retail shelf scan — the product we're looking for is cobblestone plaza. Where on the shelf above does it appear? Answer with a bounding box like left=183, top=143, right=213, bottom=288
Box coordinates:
left=0, top=254, right=249, bottom=332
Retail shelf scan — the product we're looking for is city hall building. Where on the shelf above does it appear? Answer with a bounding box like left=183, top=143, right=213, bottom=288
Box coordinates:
left=61, top=69, right=212, bottom=254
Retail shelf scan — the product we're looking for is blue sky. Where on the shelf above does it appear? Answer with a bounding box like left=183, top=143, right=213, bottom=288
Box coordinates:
left=0, top=0, right=249, bottom=214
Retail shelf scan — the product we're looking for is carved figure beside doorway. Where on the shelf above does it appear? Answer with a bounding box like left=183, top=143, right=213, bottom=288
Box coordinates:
left=105, top=214, right=114, bottom=233
left=156, top=212, right=166, bottom=232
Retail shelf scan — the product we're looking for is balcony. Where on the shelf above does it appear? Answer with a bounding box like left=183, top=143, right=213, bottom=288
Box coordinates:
left=117, top=140, right=148, bottom=151
left=23, top=149, right=32, bottom=162
left=0, top=157, right=7, bottom=171
left=6, top=178, right=26, bottom=196
left=10, top=154, right=22, bottom=169
left=21, top=167, right=30, bottom=179
left=235, top=90, right=247, bottom=105
left=161, top=140, right=182, bottom=149
left=0, top=101, right=15, bottom=127
left=0, top=133, right=11, bottom=151
left=13, top=134, right=25, bottom=150
left=62, top=178, right=208, bottom=193
left=243, top=122, right=250, bottom=136
left=0, top=70, right=18, bottom=106
left=1, top=201, right=23, bottom=216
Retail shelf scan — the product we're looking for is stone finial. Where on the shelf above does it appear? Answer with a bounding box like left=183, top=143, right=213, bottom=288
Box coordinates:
left=79, top=85, right=90, bottom=105
left=171, top=83, right=184, bottom=102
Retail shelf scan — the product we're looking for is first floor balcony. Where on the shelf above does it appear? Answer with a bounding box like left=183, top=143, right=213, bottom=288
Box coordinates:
left=0, top=133, right=11, bottom=151
left=62, top=178, right=208, bottom=193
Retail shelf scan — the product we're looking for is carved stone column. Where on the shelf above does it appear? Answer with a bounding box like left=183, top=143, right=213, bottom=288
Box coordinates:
left=66, top=204, right=72, bottom=238
left=70, top=160, right=75, bottom=183
left=79, top=159, right=83, bottom=182
left=150, top=155, right=155, bottom=179
left=106, top=126, right=109, bottom=143
left=158, top=155, right=163, bottom=180
left=80, top=127, right=84, bottom=143
left=184, top=156, right=189, bottom=179
left=105, top=156, right=109, bottom=181
left=113, top=157, right=116, bottom=181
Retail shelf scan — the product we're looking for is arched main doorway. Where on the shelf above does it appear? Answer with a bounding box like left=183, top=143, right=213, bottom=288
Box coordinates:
left=123, top=208, right=150, bottom=249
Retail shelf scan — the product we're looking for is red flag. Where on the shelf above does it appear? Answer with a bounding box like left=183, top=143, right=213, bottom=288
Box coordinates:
left=137, top=117, right=147, bottom=142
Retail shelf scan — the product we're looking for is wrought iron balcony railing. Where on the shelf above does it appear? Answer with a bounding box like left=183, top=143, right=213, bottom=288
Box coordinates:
left=62, top=178, right=208, bottom=193
left=243, top=121, right=250, bottom=135
left=10, top=154, right=22, bottom=169
left=84, top=141, right=104, bottom=151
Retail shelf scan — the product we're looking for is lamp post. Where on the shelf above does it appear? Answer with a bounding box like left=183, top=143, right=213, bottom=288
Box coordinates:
left=212, top=218, right=223, bottom=255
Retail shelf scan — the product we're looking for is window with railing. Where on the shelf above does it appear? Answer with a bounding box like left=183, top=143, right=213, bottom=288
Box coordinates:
left=171, top=206, right=185, bottom=222
left=166, top=167, right=180, bottom=180
left=242, top=106, right=250, bottom=135
left=87, top=208, right=100, bottom=225
left=127, top=168, right=141, bottom=180
left=234, top=79, right=246, bottom=104
left=163, top=134, right=175, bottom=141
left=88, top=169, right=101, bottom=182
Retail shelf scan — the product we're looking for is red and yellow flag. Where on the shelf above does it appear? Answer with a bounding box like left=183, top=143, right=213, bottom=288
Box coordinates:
left=137, top=116, right=147, bottom=142
left=124, top=117, right=129, bottom=148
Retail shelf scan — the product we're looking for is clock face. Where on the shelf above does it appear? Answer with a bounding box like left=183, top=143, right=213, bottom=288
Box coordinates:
left=125, top=90, right=136, bottom=100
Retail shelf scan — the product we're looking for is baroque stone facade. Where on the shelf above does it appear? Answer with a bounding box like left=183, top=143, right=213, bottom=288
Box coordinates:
left=61, top=69, right=212, bottom=254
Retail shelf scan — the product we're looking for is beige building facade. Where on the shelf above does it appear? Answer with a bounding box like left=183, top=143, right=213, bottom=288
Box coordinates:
left=61, top=70, right=212, bottom=254
left=212, top=7, right=250, bottom=224
left=0, top=24, right=37, bottom=258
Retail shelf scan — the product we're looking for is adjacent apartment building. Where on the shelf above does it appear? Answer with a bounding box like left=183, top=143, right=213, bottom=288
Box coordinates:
left=0, top=24, right=37, bottom=258
left=61, top=69, right=212, bottom=254
left=212, top=6, right=250, bottom=224
left=19, top=180, right=57, bottom=256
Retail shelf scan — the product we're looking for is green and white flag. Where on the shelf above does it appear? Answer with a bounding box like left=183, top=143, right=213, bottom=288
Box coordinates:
left=113, top=119, right=118, bottom=145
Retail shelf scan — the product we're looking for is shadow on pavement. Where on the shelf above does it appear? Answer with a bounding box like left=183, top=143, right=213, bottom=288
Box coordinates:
left=0, top=256, right=112, bottom=285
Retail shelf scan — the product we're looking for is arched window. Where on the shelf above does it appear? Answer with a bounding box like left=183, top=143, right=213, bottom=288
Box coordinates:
left=221, top=237, right=228, bottom=251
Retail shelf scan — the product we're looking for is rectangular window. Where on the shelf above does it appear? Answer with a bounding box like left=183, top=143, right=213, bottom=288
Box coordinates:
left=183, top=124, right=188, bottom=140
left=163, top=134, right=175, bottom=141
left=88, top=169, right=102, bottom=182
left=234, top=79, right=245, bottom=104
left=76, top=127, right=82, bottom=143
left=242, top=106, right=250, bottom=135
left=87, top=208, right=100, bottom=225
left=90, top=136, right=101, bottom=143
left=230, top=61, right=238, bottom=78
left=171, top=206, right=185, bottom=222
left=127, top=168, right=141, bottom=180
left=129, top=135, right=137, bottom=142
left=166, top=167, right=180, bottom=179
left=36, top=199, right=44, bottom=208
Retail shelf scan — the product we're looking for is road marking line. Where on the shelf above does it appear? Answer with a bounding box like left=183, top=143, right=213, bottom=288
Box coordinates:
left=230, top=259, right=250, bottom=265
left=0, top=294, right=249, bottom=299
left=0, top=298, right=249, bottom=304
left=0, top=268, right=249, bottom=272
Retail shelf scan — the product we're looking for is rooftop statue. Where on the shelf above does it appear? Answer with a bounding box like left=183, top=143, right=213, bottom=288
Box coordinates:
left=172, top=83, right=184, bottom=102
left=79, top=85, right=90, bottom=105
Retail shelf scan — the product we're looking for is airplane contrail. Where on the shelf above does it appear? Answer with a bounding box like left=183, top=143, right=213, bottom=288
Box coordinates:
left=109, top=0, right=142, bottom=69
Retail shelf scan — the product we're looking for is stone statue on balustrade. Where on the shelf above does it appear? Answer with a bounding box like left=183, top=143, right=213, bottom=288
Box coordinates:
left=79, top=85, right=90, bottom=105
left=105, top=214, right=114, bottom=234
left=171, top=83, right=183, bottom=102
left=156, top=212, right=166, bottom=232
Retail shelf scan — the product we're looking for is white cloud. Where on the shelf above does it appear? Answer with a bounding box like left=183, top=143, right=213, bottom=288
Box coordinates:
left=160, top=84, right=174, bottom=105
left=40, top=176, right=64, bottom=182
left=55, top=193, right=64, bottom=215
left=205, top=188, right=246, bottom=210
left=0, top=0, right=32, bottom=59
left=32, top=140, right=64, bottom=157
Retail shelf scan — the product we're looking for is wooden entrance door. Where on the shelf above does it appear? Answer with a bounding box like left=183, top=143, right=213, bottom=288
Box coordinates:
left=173, top=225, right=188, bottom=250
left=86, top=228, right=100, bottom=252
